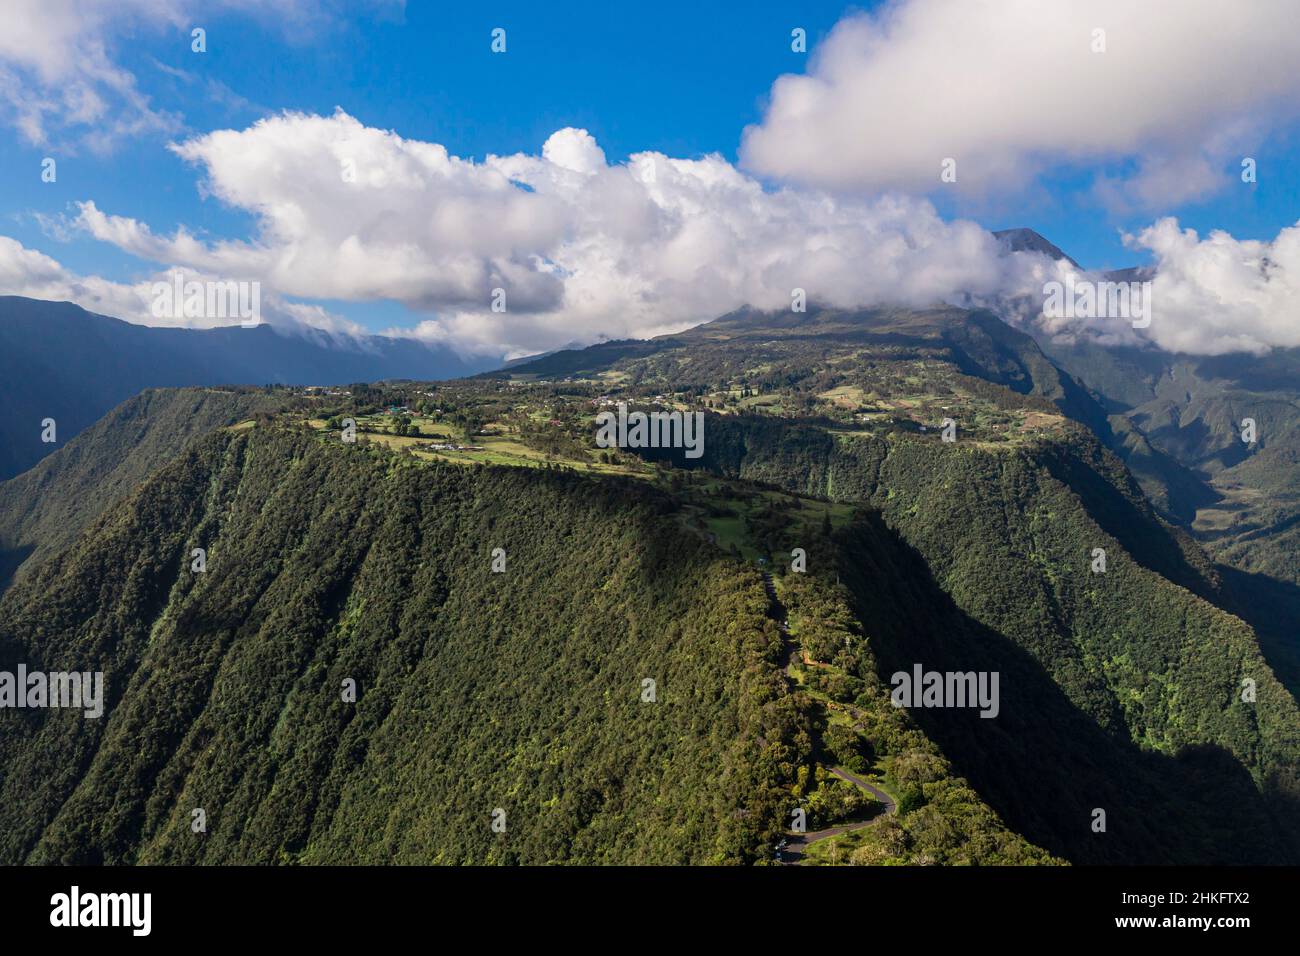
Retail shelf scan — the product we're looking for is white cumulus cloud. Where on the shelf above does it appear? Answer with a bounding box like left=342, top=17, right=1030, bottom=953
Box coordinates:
left=72, top=110, right=1060, bottom=357
left=741, top=0, right=1300, bottom=206
left=1126, top=219, right=1300, bottom=355
left=28, top=110, right=1300, bottom=360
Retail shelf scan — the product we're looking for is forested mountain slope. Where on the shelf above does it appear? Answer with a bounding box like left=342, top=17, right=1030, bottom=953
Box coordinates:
left=987, top=233, right=1300, bottom=661
left=0, top=426, right=795, bottom=863
left=676, top=414, right=1300, bottom=861
left=0, top=296, right=493, bottom=481
left=0, top=387, right=297, bottom=590
left=1040, top=339, right=1300, bottom=697
left=0, top=421, right=1051, bottom=864
left=499, top=305, right=1300, bottom=862
left=3, top=298, right=1296, bottom=866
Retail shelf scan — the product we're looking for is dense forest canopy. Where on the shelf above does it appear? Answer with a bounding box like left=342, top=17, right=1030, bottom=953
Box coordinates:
left=2, top=303, right=1296, bottom=865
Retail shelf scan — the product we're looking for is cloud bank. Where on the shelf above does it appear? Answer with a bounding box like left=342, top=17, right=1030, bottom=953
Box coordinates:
left=4, top=0, right=1300, bottom=359
left=3, top=108, right=1290, bottom=359
left=741, top=0, right=1300, bottom=208
left=70, top=110, right=1055, bottom=357
left=1125, top=219, right=1300, bottom=355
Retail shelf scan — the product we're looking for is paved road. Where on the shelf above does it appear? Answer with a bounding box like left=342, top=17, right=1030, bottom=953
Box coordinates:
left=829, top=766, right=897, bottom=815
left=780, top=771, right=897, bottom=865
left=780, top=819, right=879, bottom=863
left=760, top=568, right=898, bottom=865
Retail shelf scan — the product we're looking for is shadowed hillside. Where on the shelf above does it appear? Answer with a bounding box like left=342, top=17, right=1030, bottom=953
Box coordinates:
left=0, top=296, right=495, bottom=481
left=0, top=427, right=801, bottom=864
left=0, top=387, right=298, bottom=590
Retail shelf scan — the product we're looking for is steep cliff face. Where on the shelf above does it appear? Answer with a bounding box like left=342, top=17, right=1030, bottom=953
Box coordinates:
left=671, top=413, right=1300, bottom=862
left=0, top=387, right=295, bottom=590
left=3, top=296, right=1297, bottom=867
left=0, top=418, right=1055, bottom=865
left=0, top=427, right=799, bottom=864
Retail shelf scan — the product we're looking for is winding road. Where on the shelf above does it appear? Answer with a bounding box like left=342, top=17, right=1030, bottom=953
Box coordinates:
left=760, top=569, right=899, bottom=865
left=779, top=768, right=897, bottom=864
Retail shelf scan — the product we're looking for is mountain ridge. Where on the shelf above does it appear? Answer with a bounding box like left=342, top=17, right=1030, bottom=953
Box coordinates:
left=0, top=296, right=499, bottom=481
left=3, top=277, right=1299, bottom=866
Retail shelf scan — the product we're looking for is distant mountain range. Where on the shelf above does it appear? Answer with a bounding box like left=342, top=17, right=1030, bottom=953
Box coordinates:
left=5, top=233, right=1298, bottom=603
left=4, top=295, right=1298, bottom=864
left=0, top=296, right=499, bottom=480
left=987, top=233, right=1300, bottom=588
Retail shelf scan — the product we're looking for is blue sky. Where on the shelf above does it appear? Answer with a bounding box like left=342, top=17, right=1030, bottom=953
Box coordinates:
left=3, top=1, right=850, bottom=309
left=1, top=0, right=1298, bottom=356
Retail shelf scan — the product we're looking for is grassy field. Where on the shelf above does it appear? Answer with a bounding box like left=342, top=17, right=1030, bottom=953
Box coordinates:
left=305, top=413, right=652, bottom=476
left=818, top=384, right=867, bottom=408
left=301, top=403, right=857, bottom=567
